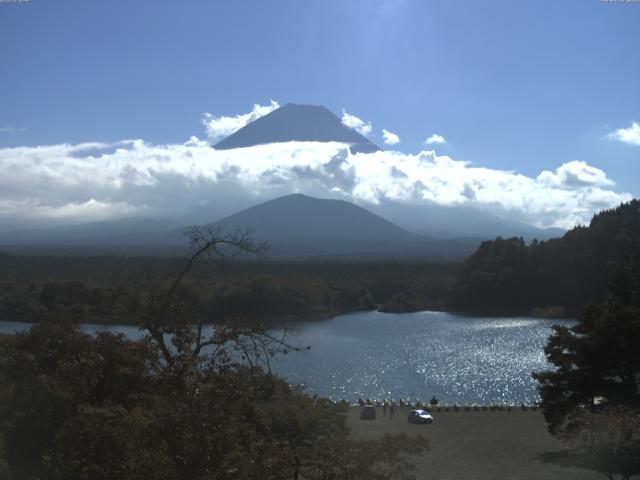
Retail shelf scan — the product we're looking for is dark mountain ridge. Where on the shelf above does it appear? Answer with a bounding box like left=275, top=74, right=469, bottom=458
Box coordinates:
left=210, top=193, right=479, bottom=260
left=215, top=193, right=415, bottom=244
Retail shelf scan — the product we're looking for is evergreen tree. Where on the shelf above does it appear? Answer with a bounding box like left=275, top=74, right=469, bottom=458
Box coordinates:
left=533, top=249, right=640, bottom=437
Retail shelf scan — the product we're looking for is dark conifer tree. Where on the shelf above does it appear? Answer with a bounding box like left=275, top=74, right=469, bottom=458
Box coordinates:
left=533, top=248, right=640, bottom=437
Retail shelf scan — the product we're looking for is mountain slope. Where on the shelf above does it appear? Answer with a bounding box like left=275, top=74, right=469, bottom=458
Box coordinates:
left=212, top=193, right=420, bottom=256
left=214, top=103, right=380, bottom=153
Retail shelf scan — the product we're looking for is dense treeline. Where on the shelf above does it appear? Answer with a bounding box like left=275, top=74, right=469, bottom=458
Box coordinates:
left=0, top=277, right=374, bottom=325
left=0, top=253, right=458, bottom=285
left=0, top=258, right=456, bottom=323
left=207, top=276, right=375, bottom=321
left=451, top=200, right=640, bottom=316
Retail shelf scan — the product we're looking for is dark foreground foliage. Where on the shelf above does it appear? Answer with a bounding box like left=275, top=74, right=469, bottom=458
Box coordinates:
left=534, top=245, right=640, bottom=479
left=534, top=248, right=640, bottom=437
left=572, top=407, right=640, bottom=480
left=452, top=199, right=640, bottom=315
left=0, top=320, right=426, bottom=480
left=0, top=227, right=427, bottom=480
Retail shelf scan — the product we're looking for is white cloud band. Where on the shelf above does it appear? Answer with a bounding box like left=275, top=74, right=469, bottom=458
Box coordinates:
left=0, top=139, right=630, bottom=231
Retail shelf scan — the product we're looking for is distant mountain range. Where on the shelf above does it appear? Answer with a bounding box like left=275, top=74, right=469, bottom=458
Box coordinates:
left=0, top=195, right=564, bottom=258
left=0, top=194, right=480, bottom=260
left=370, top=202, right=564, bottom=241
left=214, top=103, right=381, bottom=154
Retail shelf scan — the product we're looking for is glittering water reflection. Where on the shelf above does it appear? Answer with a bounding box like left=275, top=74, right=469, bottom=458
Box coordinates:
left=268, top=310, right=573, bottom=405
left=0, top=311, right=572, bottom=404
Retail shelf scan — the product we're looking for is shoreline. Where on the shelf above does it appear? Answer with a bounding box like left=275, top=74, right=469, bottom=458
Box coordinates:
left=348, top=403, right=540, bottom=410
left=0, top=307, right=576, bottom=328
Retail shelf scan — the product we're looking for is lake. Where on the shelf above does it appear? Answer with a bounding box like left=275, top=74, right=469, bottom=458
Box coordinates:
left=0, top=310, right=571, bottom=405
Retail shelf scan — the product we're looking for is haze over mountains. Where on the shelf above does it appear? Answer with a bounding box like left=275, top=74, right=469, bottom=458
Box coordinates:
left=370, top=202, right=564, bottom=241
left=0, top=193, right=559, bottom=260
left=0, top=102, right=567, bottom=258
left=0, top=194, right=473, bottom=260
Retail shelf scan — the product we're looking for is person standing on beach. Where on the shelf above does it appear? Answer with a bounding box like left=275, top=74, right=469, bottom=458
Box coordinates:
left=383, top=400, right=387, bottom=417
left=390, top=405, right=395, bottom=419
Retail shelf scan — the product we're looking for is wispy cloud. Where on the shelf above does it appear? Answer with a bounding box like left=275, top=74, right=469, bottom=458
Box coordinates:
left=0, top=126, right=26, bottom=134
left=607, top=121, right=640, bottom=146
left=341, top=110, right=372, bottom=137
left=425, top=134, right=446, bottom=145
left=203, top=100, right=279, bottom=144
left=382, top=129, right=400, bottom=145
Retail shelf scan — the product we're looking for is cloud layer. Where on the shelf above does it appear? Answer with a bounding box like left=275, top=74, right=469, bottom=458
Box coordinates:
left=0, top=136, right=630, bottom=232
left=202, top=101, right=279, bottom=143
left=608, top=121, right=640, bottom=146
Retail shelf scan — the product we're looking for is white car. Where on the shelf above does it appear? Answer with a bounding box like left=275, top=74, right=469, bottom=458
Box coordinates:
left=407, top=409, right=433, bottom=424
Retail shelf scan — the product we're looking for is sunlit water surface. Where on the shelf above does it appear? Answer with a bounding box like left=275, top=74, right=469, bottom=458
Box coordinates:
left=0, top=311, right=572, bottom=404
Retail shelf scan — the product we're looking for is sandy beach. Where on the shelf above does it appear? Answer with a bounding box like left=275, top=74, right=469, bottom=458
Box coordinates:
left=348, top=406, right=602, bottom=480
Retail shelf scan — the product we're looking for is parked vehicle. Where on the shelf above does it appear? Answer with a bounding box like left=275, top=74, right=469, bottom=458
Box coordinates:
left=407, top=409, right=433, bottom=424
left=360, top=405, right=376, bottom=420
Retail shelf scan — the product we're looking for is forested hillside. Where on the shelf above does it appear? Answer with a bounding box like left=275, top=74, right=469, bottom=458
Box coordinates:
left=451, top=200, right=640, bottom=315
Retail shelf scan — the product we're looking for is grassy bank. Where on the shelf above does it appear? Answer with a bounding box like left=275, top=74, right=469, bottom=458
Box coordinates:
left=348, top=406, right=601, bottom=479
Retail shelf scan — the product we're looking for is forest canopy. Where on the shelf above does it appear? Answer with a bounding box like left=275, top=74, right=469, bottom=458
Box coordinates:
left=451, top=200, right=640, bottom=315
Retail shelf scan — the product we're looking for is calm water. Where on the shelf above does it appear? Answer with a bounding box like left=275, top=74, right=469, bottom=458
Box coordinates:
left=0, top=311, right=571, bottom=405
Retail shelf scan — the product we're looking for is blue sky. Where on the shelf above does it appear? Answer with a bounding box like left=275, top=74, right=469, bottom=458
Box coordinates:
left=0, top=0, right=638, bottom=231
